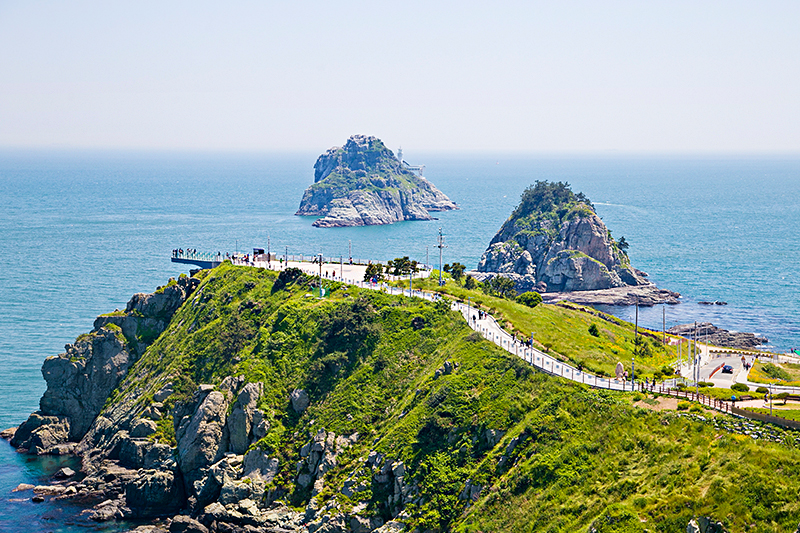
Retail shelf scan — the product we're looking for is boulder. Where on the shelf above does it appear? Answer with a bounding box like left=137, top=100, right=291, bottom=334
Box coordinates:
left=226, top=382, right=263, bottom=455
left=169, top=515, right=209, bottom=533
left=242, top=449, right=279, bottom=483
left=130, top=419, right=158, bottom=438
left=176, top=389, right=230, bottom=490
left=290, top=389, right=310, bottom=413
left=125, top=470, right=184, bottom=518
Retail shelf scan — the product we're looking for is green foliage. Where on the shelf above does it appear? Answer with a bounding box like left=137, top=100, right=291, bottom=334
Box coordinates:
left=387, top=256, right=418, bottom=276
left=90, top=263, right=800, bottom=533
left=272, top=267, right=306, bottom=292
left=756, top=386, right=769, bottom=394
left=449, top=262, right=466, bottom=281
left=363, top=263, right=384, bottom=282
left=483, top=276, right=516, bottom=299
left=731, top=383, right=750, bottom=393
left=677, top=401, right=690, bottom=410
left=588, top=323, right=600, bottom=337
left=762, top=363, right=793, bottom=382
left=517, top=291, right=543, bottom=309
left=463, top=275, right=476, bottom=290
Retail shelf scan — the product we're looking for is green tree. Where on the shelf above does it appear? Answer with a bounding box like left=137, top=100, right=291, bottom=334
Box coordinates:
left=588, top=323, right=600, bottom=337
left=517, top=291, right=543, bottom=308
left=618, top=236, right=629, bottom=252
left=450, top=262, right=466, bottom=281
left=363, top=263, right=383, bottom=282
left=464, top=275, right=477, bottom=290
left=387, top=256, right=418, bottom=276
left=484, top=276, right=516, bottom=299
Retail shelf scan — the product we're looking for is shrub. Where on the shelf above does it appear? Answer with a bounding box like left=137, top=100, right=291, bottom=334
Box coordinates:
left=464, top=276, right=477, bottom=290
left=661, top=366, right=674, bottom=377
left=689, top=404, right=704, bottom=413
left=776, top=392, right=790, bottom=404
left=632, top=392, right=643, bottom=402
left=698, top=381, right=713, bottom=388
left=653, top=371, right=663, bottom=382
left=588, top=323, right=600, bottom=337
left=677, top=401, right=690, bottom=411
left=762, top=363, right=792, bottom=382
left=731, top=383, right=750, bottom=392
left=756, top=386, right=769, bottom=394
left=517, top=291, right=543, bottom=308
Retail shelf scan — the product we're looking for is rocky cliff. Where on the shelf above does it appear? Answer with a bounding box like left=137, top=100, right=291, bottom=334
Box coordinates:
left=295, top=135, right=457, bottom=227
left=475, top=181, right=651, bottom=295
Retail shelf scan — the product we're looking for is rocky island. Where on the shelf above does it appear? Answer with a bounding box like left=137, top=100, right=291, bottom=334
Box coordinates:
left=295, top=135, right=457, bottom=227
left=471, top=181, right=679, bottom=305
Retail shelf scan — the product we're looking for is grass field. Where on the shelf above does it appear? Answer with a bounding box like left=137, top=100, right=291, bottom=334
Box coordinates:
left=392, top=275, right=683, bottom=378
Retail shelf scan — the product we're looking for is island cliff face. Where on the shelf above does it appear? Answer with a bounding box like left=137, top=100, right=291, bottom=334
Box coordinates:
left=475, top=181, right=653, bottom=295
left=296, top=135, right=457, bottom=227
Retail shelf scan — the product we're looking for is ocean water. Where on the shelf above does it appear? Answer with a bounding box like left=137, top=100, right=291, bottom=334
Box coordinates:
left=1, top=150, right=799, bottom=530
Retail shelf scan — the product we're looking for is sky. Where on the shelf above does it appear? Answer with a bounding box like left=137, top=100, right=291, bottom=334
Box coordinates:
left=0, top=0, right=798, bottom=154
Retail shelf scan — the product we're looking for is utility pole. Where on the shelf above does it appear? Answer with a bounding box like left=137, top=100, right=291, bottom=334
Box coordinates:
left=285, top=246, right=288, bottom=266
left=662, top=305, right=666, bottom=345
left=426, top=246, right=429, bottom=271
left=695, top=321, right=700, bottom=397
left=268, top=234, right=270, bottom=259
left=318, top=253, right=323, bottom=298
left=436, top=228, right=447, bottom=286
left=348, top=240, right=351, bottom=262
left=634, top=297, right=639, bottom=353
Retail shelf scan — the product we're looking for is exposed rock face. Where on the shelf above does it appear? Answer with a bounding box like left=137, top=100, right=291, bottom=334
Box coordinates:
left=296, top=135, right=457, bottom=227
left=476, top=181, right=649, bottom=294
left=668, top=322, right=767, bottom=349
left=11, top=275, right=199, bottom=452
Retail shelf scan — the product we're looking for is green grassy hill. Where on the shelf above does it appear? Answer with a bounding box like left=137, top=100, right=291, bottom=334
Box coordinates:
left=101, top=264, right=800, bottom=532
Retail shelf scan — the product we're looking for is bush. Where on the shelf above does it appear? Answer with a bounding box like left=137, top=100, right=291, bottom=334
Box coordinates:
left=698, top=381, right=713, bottom=388
left=464, top=276, right=476, bottom=290
left=588, top=323, right=600, bottom=337
left=762, top=363, right=792, bottom=382
left=632, top=392, right=643, bottom=402
left=661, top=366, right=675, bottom=377
left=677, top=401, right=690, bottom=411
left=776, top=392, right=790, bottom=404
left=517, top=291, right=543, bottom=308
left=653, top=371, right=663, bottom=382
left=689, top=404, right=704, bottom=413
left=756, top=386, right=769, bottom=394
left=731, top=383, right=750, bottom=393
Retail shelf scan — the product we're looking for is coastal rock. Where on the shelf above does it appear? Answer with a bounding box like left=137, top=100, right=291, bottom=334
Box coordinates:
left=290, top=388, right=310, bottom=413
left=125, top=470, right=184, bottom=518
left=226, top=382, right=262, bottom=455
left=295, top=135, right=457, bottom=228
left=476, top=181, right=651, bottom=294
left=667, top=322, right=767, bottom=349
left=540, top=284, right=681, bottom=306
left=176, top=388, right=230, bottom=491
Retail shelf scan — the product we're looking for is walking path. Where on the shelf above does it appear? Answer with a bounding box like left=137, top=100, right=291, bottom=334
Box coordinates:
left=200, top=255, right=800, bottom=427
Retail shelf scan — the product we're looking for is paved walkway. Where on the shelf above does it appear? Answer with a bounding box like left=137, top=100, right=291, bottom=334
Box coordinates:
left=227, top=257, right=800, bottom=397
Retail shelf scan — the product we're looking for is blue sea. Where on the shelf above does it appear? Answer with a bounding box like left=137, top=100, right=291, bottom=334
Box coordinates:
left=1, top=150, right=799, bottom=531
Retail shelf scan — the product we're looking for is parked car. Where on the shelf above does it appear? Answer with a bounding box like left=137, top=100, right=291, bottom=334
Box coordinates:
left=721, top=365, right=734, bottom=374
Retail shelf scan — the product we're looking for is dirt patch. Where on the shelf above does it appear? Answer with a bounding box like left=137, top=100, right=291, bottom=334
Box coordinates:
left=635, top=396, right=678, bottom=411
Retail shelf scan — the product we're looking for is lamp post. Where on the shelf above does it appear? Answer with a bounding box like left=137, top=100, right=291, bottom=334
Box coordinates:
left=631, top=357, right=635, bottom=392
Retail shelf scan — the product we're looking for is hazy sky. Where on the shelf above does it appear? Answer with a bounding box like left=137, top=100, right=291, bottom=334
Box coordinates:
left=1, top=1, right=798, bottom=153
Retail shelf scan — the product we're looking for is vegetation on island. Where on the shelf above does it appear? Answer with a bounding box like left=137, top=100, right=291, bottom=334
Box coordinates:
left=99, top=263, right=800, bottom=532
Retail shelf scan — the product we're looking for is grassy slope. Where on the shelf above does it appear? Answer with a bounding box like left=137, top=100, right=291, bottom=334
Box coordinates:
left=398, top=276, right=678, bottom=377
left=105, top=265, right=800, bottom=532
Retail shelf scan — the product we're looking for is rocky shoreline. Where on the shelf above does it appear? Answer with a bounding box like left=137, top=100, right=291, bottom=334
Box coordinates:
left=667, top=322, right=768, bottom=350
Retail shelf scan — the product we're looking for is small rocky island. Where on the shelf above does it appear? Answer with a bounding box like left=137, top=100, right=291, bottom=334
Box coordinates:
left=295, top=135, right=457, bottom=227
left=470, top=181, right=679, bottom=305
